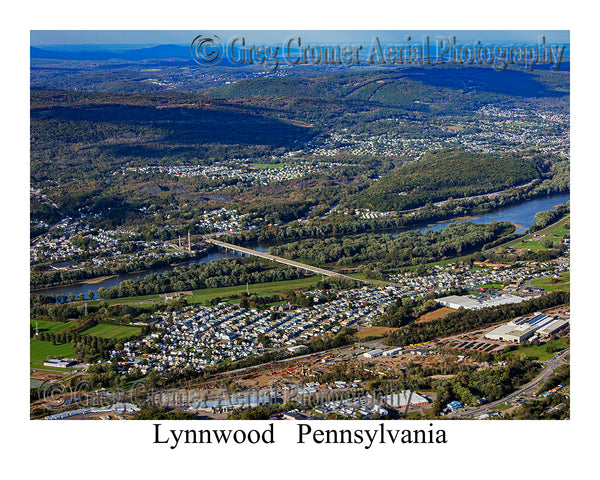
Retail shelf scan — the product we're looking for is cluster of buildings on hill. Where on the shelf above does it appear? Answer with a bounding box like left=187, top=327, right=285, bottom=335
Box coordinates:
left=115, top=159, right=338, bottom=186
left=30, top=217, right=170, bottom=268
left=195, top=208, right=253, bottom=234
left=309, top=106, right=569, bottom=161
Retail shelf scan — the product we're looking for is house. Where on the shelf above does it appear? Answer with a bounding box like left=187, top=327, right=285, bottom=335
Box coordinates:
left=447, top=400, right=464, bottom=411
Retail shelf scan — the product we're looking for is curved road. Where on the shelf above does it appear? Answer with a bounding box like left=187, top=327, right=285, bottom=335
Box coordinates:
left=450, top=348, right=570, bottom=418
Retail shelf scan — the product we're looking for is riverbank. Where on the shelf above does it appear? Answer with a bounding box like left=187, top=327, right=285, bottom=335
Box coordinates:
left=31, top=192, right=570, bottom=301
left=30, top=274, right=118, bottom=292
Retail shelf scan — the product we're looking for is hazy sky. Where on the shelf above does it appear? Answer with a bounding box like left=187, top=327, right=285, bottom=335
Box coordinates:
left=31, top=30, right=570, bottom=47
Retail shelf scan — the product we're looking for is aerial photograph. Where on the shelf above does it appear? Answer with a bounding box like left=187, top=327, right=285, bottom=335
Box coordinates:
left=29, top=29, right=571, bottom=422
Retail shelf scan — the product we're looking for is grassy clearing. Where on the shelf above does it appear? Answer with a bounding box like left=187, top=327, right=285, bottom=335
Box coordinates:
left=81, top=323, right=142, bottom=339
left=184, top=276, right=322, bottom=304
left=30, top=319, right=77, bottom=334
left=530, top=272, right=570, bottom=292
left=396, top=253, right=476, bottom=273
left=503, top=338, right=569, bottom=361
left=86, top=293, right=162, bottom=307
left=250, top=163, right=288, bottom=170
left=505, top=215, right=570, bottom=251
left=481, top=283, right=503, bottom=289
left=86, top=277, right=323, bottom=307
left=30, top=339, right=75, bottom=368
left=348, top=273, right=389, bottom=284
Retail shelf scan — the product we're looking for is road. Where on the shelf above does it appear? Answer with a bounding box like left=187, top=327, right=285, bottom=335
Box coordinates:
left=450, top=348, right=570, bottom=418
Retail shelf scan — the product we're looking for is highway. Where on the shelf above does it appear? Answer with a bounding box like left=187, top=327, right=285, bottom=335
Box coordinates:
left=450, top=348, right=570, bottom=418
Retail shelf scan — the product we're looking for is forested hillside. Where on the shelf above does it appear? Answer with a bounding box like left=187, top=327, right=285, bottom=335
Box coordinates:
left=350, top=150, right=543, bottom=211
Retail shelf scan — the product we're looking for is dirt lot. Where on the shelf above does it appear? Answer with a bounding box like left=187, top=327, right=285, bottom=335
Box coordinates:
left=415, top=307, right=454, bottom=324
left=30, top=371, right=66, bottom=381
left=354, top=326, right=398, bottom=339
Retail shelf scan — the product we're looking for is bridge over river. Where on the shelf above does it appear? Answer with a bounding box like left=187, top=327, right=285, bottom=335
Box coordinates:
left=205, top=238, right=375, bottom=284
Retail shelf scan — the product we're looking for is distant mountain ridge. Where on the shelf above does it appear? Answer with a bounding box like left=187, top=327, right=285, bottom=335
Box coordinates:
left=31, top=44, right=192, bottom=61
left=31, top=44, right=248, bottom=67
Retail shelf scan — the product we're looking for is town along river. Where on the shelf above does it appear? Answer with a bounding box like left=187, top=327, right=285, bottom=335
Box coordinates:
left=34, top=192, right=569, bottom=300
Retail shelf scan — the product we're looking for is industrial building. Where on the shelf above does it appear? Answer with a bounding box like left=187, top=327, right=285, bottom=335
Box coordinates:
left=437, top=293, right=526, bottom=310
left=383, top=347, right=403, bottom=357
left=485, top=323, right=537, bottom=343
left=485, top=313, right=568, bottom=343
left=536, top=319, right=569, bottom=337
left=383, top=390, right=430, bottom=408
left=363, top=349, right=383, bottom=358
left=43, top=358, right=78, bottom=368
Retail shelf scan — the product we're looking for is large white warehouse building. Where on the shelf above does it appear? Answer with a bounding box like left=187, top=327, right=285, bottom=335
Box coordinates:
left=485, top=313, right=568, bottom=343
left=437, top=294, right=526, bottom=310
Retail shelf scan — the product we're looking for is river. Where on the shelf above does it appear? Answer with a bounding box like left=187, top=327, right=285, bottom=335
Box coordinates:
left=417, top=192, right=570, bottom=233
left=34, top=192, right=569, bottom=300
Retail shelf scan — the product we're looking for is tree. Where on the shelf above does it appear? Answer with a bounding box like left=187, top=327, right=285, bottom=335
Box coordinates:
left=88, top=289, right=95, bottom=300
left=147, top=371, right=160, bottom=388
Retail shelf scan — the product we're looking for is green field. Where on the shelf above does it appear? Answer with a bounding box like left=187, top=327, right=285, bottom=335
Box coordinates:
left=530, top=272, right=570, bottom=292
left=250, top=163, right=288, bottom=170
left=30, top=339, right=75, bottom=368
left=505, top=215, right=570, bottom=251
left=503, top=338, right=569, bottom=361
left=87, top=276, right=323, bottom=307
left=81, top=323, right=142, bottom=339
left=30, top=319, right=77, bottom=334
left=481, top=283, right=503, bottom=289
left=394, top=253, right=477, bottom=274
left=348, top=273, right=389, bottom=284
left=83, top=293, right=163, bottom=308
left=185, top=276, right=322, bottom=304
